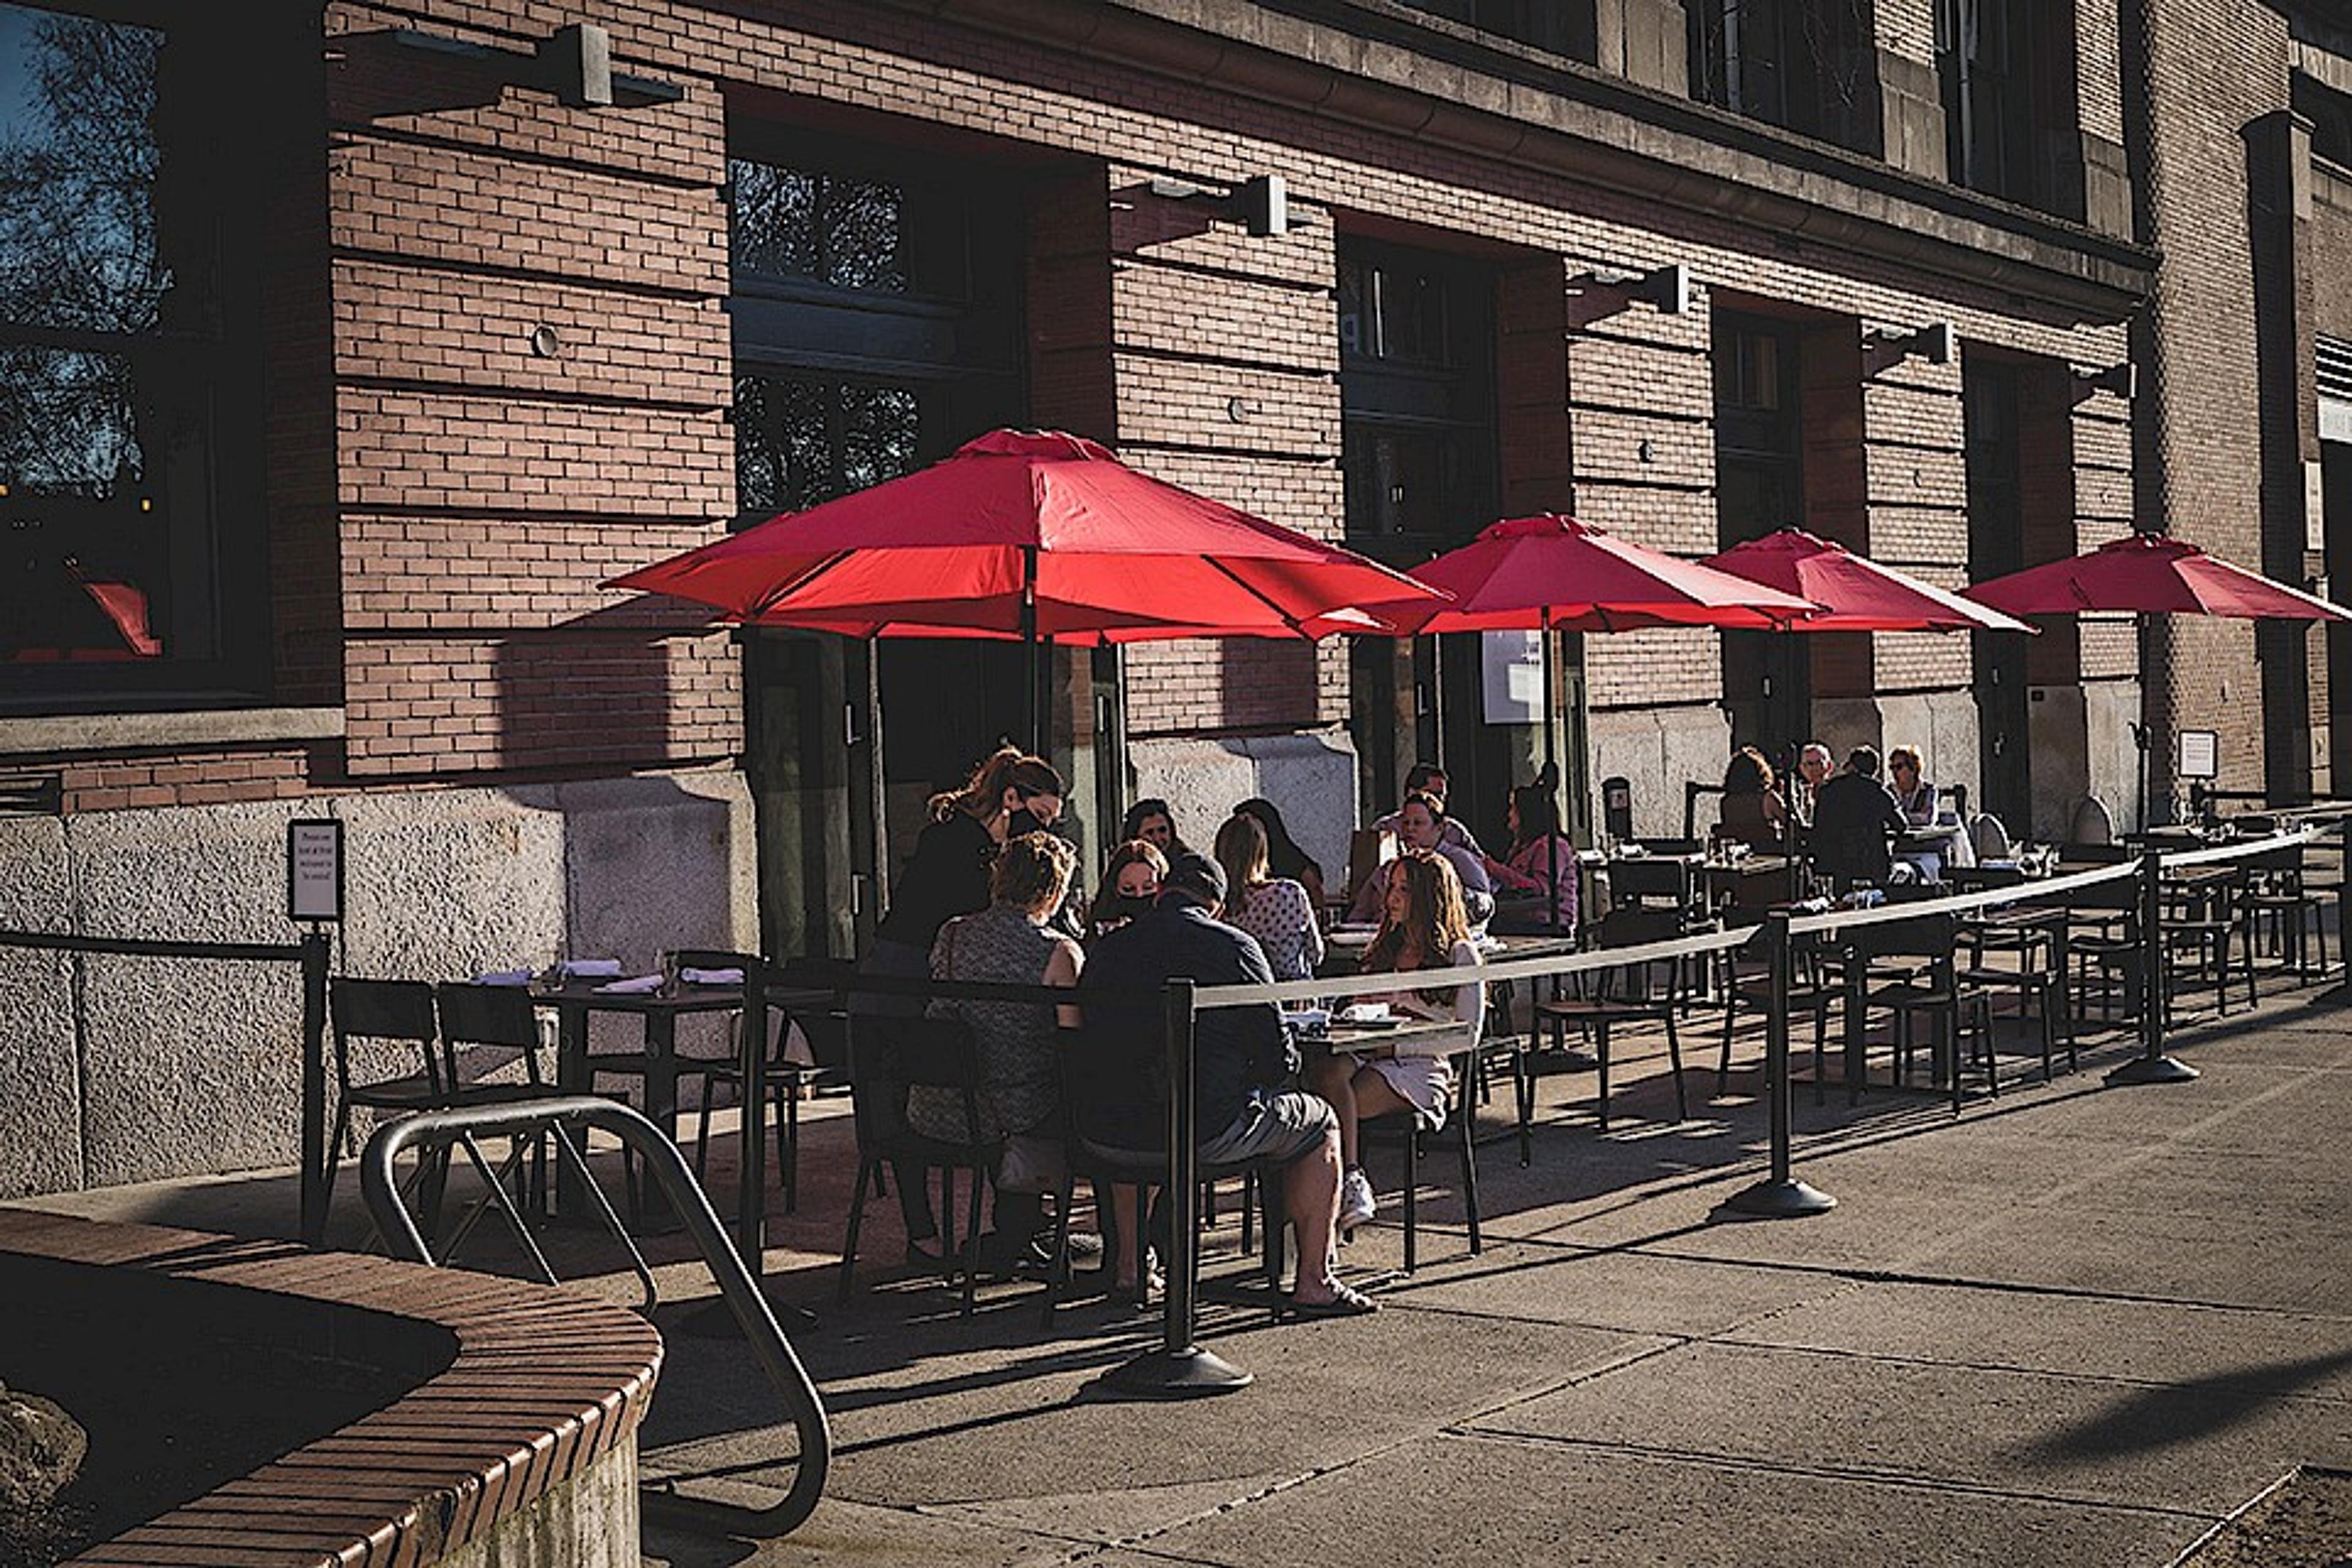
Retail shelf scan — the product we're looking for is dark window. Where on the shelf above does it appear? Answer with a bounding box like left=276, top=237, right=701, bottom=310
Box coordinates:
left=1338, top=245, right=1496, bottom=552
left=1688, top=0, right=1872, bottom=151
left=1, top=1, right=259, bottom=693
left=2297, top=75, right=2352, bottom=173
left=1937, top=0, right=2078, bottom=209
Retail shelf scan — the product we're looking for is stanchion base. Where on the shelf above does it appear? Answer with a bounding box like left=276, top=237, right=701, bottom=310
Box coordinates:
left=1724, top=1178, right=1838, bottom=1218
left=2104, top=1054, right=2199, bottom=1087
left=1099, top=1345, right=1254, bottom=1400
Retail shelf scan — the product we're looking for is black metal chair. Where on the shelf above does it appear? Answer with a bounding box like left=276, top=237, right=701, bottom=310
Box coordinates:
left=1715, top=935, right=1840, bottom=1101
left=1532, top=907, right=1691, bottom=1129
left=837, top=1014, right=993, bottom=1316
left=429, top=981, right=564, bottom=1213
left=1956, top=914, right=2071, bottom=1082
left=1354, top=1039, right=1484, bottom=1273
left=325, top=977, right=447, bottom=1219
left=2241, top=841, right=2331, bottom=987
left=1846, top=914, right=1996, bottom=1110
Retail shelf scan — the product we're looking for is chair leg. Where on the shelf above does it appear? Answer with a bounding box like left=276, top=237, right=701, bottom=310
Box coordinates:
left=1716, top=990, right=1738, bottom=1096
left=958, top=1166, right=984, bottom=1319
left=780, top=1079, right=800, bottom=1216
left=1041, top=1170, right=1077, bottom=1327
left=1457, top=1095, right=1482, bottom=1257
left=1241, top=1169, right=1257, bottom=1255
left=1514, top=1049, right=1534, bottom=1168
left=1664, top=1009, right=1687, bottom=1123
left=1594, top=1022, right=1611, bottom=1132
left=1401, top=1120, right=1419, bottom=1275
left=1260, top=1163, right=1286, bottom=1318
left=837, top=1156, right=873, bottom=1303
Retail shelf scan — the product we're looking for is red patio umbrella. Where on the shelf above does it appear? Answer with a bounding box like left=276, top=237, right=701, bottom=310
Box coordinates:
left=1702, top=527, right=2035, bottom=635
left=1356, top=514, right=1817, bottom=929
left=1964, top=531, right=2352, bottom=622
left=1965, top=532, right=2352, bottom=829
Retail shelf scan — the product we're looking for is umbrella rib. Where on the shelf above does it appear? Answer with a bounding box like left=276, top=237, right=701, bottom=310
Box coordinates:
left=1199, top=557, right=1313, bottom=638
left=747, top=551, right=858, bottom=620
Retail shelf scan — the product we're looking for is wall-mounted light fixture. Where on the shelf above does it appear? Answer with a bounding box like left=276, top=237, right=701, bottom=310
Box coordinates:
left=1146, top=174, right=1306, bottom=237
left=2075, top=361, right=2138, bottom=399
left=1866, top=321, right=1957, bottom=364
left=1577, top=262, right=1692, bottom=315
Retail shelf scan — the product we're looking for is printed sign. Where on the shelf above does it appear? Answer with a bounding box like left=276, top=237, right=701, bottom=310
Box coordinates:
left=1481, top=630, right=1545, bottom=724
left=287, top=818, right=343, bottom=922
left=2176, top=729, right=2220, bottom=782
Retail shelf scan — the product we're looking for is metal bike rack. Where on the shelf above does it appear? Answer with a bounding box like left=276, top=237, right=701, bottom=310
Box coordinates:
left=360, top=1096, right=830, bottom=1540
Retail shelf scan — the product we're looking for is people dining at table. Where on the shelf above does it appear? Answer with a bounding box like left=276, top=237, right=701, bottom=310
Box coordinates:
left=1120, top=798, right=1188, bottom=859
left=912, top=832, right=1085, bottom=1275
left=1807, top=745, right=1909, bottom=889
left=1077, top=853, right=1374, bottom=1316
left=1371, top=763, right=1485, bottom=858
left=1215, top=812, right=1324, bottom=982
left=1233, top=796, right=1328, bottom=918
left=1349, top=791, right=1494, bottom=925
left=1089, top=839, right=1168, bottom=939
left=1717, top=746, right=1788, bottom=850
left=1483, top=783, right=1578, bottom=934
left=1789, top=741, right=1833, bottom=829
left=1311, top=849, right=1484, bottom=1231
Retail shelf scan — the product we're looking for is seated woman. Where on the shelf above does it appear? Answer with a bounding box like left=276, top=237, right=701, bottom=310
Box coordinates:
left=1717, top=746, right=1787, bottom=850
left=1310, top=850, right=1485, bottom=1231
left=1089, top=839, right=1167, bottom=940
left=1120, top=798, right=1188, bottom=859
left=1215, top=812, right=1325, bottom=981
left=1887, top=745, right=1973, bottom=880
left=1483, top=783, right=1579, bottom=934
left=914, top=832, right=1084, bottom=1272
left=1234, top=796, right=1328, bottom=919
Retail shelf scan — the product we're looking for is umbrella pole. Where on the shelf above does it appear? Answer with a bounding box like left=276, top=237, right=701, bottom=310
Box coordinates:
left=1543, top=608, right=1561, bottom=935
left=1021, top=545, right=1042, bottom=756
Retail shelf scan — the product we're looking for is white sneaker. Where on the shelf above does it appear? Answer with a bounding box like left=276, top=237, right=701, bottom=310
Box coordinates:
left=1339, top=1167, right=1377, bottom=1229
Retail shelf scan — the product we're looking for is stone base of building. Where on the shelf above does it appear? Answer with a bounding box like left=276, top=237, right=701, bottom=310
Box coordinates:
left=1128, top=731, right=1359, bottom=891
left=0, top=769, right=756, bottom=1198
left=1812, top=690, right=1982, bottom=812
left=1586, top=703, right=1732, bottom=842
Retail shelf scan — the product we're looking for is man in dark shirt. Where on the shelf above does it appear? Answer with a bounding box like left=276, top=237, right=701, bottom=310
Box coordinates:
left=1078, top=853, right=1374, bottom=1316
left=1808, top=745, right=1910, bottom=888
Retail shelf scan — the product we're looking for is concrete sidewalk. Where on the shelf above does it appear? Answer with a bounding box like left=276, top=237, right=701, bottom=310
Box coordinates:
left=18, top=986, right=2352, bottom=1566
left=633, top=993, right=2352, bottom=1567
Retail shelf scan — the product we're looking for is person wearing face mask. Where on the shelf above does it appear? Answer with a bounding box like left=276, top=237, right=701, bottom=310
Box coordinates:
left=1090, top=839, right=1169, bottom=939
left=1349, top=791, right=1494, bottom=925
left=861, top=745, right=1068, bottom=1264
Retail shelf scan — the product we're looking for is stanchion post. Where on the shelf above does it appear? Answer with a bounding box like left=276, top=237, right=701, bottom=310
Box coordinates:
left=1726, top=911, right=1835, bottom=1217
left=737, top=956, right=769, bottom=1278
left=2106, top=846, right=2199, bottom=1085
left=299, top=929, right=331, bottom=1248
left=1104, top=978, right=1252, bottom=1397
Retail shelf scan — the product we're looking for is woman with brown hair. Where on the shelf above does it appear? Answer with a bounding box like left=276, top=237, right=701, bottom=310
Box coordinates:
left=1717, top=745, right=1787, bottom=850
left=1213, top=812, right=1324, bottom=981
left=1309, top=848, right=1485, bottom=1231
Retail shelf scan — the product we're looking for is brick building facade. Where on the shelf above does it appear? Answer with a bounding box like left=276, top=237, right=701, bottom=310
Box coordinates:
left=5, top=0, right=2338, bottom=1194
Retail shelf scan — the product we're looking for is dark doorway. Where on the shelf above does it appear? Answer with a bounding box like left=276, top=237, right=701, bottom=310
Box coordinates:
left=1338, top=238, right=1510, bottom=846
left=1713, top=314, right=1809, bottom=767
left=1964, top=358, right=2031, bottom=829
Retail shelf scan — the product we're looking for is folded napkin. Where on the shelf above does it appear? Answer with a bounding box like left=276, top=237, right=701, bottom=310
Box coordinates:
left=474, top=968, right=533, bottom=987
left=680, top=966, right=744, bottom=986
left=1336, top=1002, right=1392, bottom=1023
left=595, top=973, right=665, bottom=995
left=560, top=958, right=624, bottom=979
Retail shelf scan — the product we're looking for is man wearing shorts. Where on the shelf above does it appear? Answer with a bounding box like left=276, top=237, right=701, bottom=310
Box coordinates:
left=1077, top=852, right=1375, bottom=1316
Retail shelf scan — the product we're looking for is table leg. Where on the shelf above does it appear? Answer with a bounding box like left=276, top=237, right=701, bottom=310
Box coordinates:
left=1844, top=950, right=1866, bottom=1106
left=643, top=1013, right=680, bottom=1224
left=555, top=1000, right=589, bottom=1213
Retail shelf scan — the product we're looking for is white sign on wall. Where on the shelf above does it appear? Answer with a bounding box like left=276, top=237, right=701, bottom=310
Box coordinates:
left=1481, top=630, right=1545, bottom=725
left=287, top=819, right=343, bottom=923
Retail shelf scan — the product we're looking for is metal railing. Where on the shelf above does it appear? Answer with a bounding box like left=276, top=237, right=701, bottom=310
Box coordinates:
left=360, top=1096, right=831, bottom=1540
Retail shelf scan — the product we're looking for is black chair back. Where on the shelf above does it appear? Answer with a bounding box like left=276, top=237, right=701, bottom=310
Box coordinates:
left=1853, top=912, right=1958, bottom=961
left=849, top=1013, right=981, bottom=1151
left=432, top=982, right=546, bottom=1087
left=331, top=976, right=440, bottom=1094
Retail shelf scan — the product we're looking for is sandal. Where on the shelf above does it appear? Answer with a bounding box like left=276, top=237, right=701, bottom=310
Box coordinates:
left=1284, top=1280, right=1379, bottom=1319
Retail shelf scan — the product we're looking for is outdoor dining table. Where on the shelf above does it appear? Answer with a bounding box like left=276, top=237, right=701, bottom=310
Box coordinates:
left=540, top=976, right=747, bottom=1215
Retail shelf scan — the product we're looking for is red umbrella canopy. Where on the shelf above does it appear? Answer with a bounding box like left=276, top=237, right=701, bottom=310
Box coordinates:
left=605, top=429, right=1439, bottom=642
left=1362, top=513, right=1815, bottom=635
left=1964, top=532, right=2352, bottom=622
left=1702, top=527, right=2035, bottom=634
